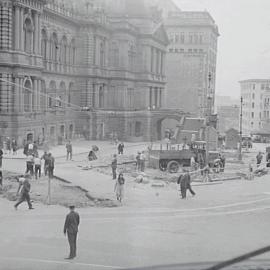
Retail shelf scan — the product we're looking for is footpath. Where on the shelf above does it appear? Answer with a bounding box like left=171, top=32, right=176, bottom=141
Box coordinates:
left=2, top=140, right=148, bottom=200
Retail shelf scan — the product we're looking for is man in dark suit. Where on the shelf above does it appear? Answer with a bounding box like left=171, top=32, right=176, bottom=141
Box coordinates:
left=64, top=206, right=80, bottom=259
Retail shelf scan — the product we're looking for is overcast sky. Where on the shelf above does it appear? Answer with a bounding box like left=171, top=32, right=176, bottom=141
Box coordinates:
left=173, top=0, right=270, bottom=98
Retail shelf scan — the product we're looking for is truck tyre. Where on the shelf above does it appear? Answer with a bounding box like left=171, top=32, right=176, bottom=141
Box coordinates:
left=167, top=160, right=180, bottom=173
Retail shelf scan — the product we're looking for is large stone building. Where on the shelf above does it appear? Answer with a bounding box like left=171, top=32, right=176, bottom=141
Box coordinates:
left=240, top=79, right=270, bottom=135
left=0, top=0, right=185, bottom=146
left=162, top=6, right=219, bottom=117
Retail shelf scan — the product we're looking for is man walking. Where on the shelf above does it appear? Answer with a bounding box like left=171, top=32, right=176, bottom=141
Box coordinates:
left=25, top=154, right=34, bottom=176
left=256, top=152, right=263, bottom=167
left=14, top=175, right=34, bottom=210
left=64, top=206, right=80, bottom=259
left=66, top=141, right=73, bottom=161
left=111, top=154, right=117, bottom=180
left=41, top=151, right=49, bottom=176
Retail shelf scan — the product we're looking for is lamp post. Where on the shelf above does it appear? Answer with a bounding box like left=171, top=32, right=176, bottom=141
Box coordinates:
left=205, top=72, right=212, bottom=166
left=239, top=96, right=243, bottom=161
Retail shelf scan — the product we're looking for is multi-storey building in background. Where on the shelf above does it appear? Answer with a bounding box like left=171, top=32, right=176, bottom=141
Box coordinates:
left=0, top=0, right=184, bottom=146
left=239, top=79, right=270, bottom=135
left=163, top=8, right=219, bottom=117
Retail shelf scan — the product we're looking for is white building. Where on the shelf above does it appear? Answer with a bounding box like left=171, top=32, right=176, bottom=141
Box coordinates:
left=239, top=79, right=270, bottom=135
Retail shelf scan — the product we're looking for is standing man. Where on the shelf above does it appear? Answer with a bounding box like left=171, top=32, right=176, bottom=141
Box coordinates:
left=118, top=142, right=124, bottom=155
left=48, top=153, right=55, bottom=179
left=111, top=154, right=117, bottom=180
left=256, top=152, right=263, bottom=167
left=14, top=175, right=34, bottom=210
left=140, top=151, right=146, bottom=172
left=34, top=155, right=42, bottom=180
left=66, top=140, right=73, bottom=161
left=64, top=206, right=80, bottom=259
left=11, top=139, right=17, bottom=155
left=41, top=151, right=49, bottom=176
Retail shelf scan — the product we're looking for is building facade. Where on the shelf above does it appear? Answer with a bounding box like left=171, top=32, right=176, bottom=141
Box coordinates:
left=217, top=105, right=239, bottom=134
left=239, top=79, right=270, bottom=135
left=163, top=9, right=219, bottom=117
left=0, top=0, right=184, bottom=146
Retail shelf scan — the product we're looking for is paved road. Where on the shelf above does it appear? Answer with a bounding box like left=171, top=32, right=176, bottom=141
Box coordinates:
left=1, top=176, right=270, bottom=270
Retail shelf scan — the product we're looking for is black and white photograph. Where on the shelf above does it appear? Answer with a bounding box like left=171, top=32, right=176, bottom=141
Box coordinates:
left=0, top=0, right=270, bottom=269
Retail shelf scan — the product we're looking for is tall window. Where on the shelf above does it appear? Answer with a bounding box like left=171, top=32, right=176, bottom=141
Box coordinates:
left=128, top=44, right=136, bottom=71
left=48, top=81, right=56, bottom=109
left=111, top=42, right=119, bottom=67
left=61, top=36, right=68, bottom=64
left=70, top=39, right=76, bottom=65
left=100, top=42, right=105, bottom=67
left=41, top=29, right=48, bottom=60
left=50, top=33, right=58, bottom=62
left=24, top=18, right=34, bottom=53
left=99, top=86, right=104, bottom=108
left=23, top=79, right=32, bottom=112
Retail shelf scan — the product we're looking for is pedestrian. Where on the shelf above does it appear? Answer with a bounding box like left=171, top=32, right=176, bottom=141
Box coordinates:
left=48, top=153, right=55, bottom=179
left=111, top=154, right=117, bottom=180
left=186, top=169, right=196, bottom=197
left=177, top=172, right=186, bottom=199
left=41, top=151, right=49, bottom=176
left=136, top=151, right=141, bottom=171
left=33, top=141, right=38, bottom=156
left=118, top=142, right=124, bottom=155
left=6, top=137, right=11, bottom=154
left=140, top=151, right=146, bottom=172
left=11, top=139, right=17, bottom=155
left=25, top=154, right=34, bottom=176
left=64, top=205, right=80, bottom=260
left=114, top=173, right=125, bottom=202
left=14, top=175, right=34, bottom=210
left=34, top=155, right=42, bottom=180
left=256, top=152, right=263, bottom=167
left=0, top=147, right=3, bottom=168
left=219, top=153, right=226, bottom=172
left=66, top=140, right=73, bottom=161
left=179, top=169, right=195, bottom=199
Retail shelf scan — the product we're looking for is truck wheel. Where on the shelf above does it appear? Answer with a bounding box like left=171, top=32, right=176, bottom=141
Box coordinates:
left=159, top=160, right=167, bottom=171
left=167, top=160, right=180, bottom=173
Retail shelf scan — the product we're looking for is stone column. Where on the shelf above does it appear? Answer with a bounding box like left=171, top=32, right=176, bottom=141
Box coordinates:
left=15, top=6, right=20, bottom=50
left=19, top=77, right=24, bottom=112
left=34, top=12, right=38, bottom=54
left=149, top=87, right=152, bottom=108
left=159, top=88, right=162, bottom=108
left=20, top=7, right=24, bottom=51
left=37, top=79, right=41, bottom=111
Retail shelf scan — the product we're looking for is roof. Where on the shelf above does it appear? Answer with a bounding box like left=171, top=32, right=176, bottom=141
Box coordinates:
left=181, top=117, right=206, bottom=131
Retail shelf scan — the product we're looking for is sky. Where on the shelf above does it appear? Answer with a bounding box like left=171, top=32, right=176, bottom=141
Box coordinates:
left=173, top=0, right=270, bottom=98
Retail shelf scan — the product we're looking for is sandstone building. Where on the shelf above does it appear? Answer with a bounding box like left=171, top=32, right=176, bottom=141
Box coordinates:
left=0, top=0, right=183, bottom=146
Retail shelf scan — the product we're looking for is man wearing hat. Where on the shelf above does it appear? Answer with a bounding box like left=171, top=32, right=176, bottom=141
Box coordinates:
left=64, top=205, right=80, bottom=259
left=111, top=154, right=117, bottom=180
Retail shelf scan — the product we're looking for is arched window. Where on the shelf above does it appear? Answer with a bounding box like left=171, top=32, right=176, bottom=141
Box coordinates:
left=111, top=42, right=119, bottom=67
left=70, top=39, right=76, bottom=65
left=128, top=43, right=136, bottom=71
left=61, top=36, right=68, bottom=64
left=59, top=81, right=66, bottom=108
left=100, top=41, right=105, bottom=67
left=48, top=81, right=56, bottom=108
left=99, top=86, right=104, bottom=108
left=24, top=18, right=34, bottom=53
left=68, top=82, right=74, bottom=107
left=50, top=32, right=58, bottom=62
left=23, top=79, right=32, bottom=112
left=41, top=29, right=48, bottom=60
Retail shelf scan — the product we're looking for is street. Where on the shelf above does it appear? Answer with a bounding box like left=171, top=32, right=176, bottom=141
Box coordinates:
left=1, top=144, right=270, bottom=269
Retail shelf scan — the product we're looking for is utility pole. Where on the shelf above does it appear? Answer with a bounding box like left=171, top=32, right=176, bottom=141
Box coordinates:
left=239, top=96, right=243, bottom=161
left=205, top=72, right=212, bottom=166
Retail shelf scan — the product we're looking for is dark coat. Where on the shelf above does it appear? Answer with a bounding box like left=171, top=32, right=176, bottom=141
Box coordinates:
left=64, top=211, right=80, bottom=234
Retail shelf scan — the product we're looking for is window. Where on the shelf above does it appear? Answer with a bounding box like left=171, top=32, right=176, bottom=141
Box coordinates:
left=188, top=49, right=192, bottom=53
left=100, top=42, right=105, bottom=67
left=180, top=33, right=185, bottom=43
left=175, top=34, right=179, bottom=43
left=251, top=112, right=254, bottom=118
left=99, top=86, right=104, bottom=108
left=199, top=34, right=203, bottom=44
left=41, top=29, right=48, bottom=60
left=252, top=93, right=255, bottom=99
left=189, top=34, right=193, bottom=43
left=61, top=36, right=68, bottom=64
left=111, top=42, right=119, bottom=67
left=70, top=39, right=76, bottom=65
left=135, top=121, right=142, bottom=137
left=253, top=84, right=255, bottom=90
left=252, top=102, right=255, bottom=108
left=24, top=18, right=34, bottom=53
left=23, top=79, right=32, bottom=112
left=261, top=84, right=265, bottom=90
left=50, top=33, right=58, bottom=62
left=128, top=44, right=136, bottom=71
left=194, top=34, right=198, bottom=44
